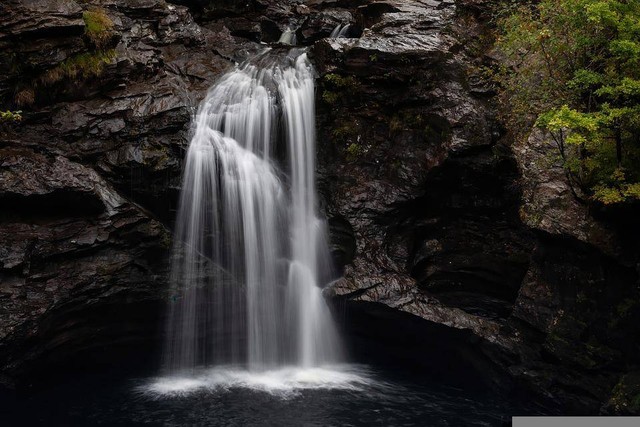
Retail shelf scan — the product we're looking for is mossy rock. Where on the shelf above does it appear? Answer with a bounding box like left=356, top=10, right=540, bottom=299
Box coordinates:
left=40, top=50, right=116, bottom=86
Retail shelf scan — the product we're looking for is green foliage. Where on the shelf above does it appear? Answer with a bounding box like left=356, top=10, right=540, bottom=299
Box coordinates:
left=329, top=117, right=367, bottom=160
left=346, top=143, right=363, bottom=159
left=40, top=50, right=116, bottom=86
left=83, top=9, right=114, bottom=48
left=322, top=90, right=339, bottom=105
left=324, top=73, right=360, bottom=89
left=1, top=110, right=22, bottom=122
left=321, top=73, right=361, bottom=106
left=496, top=0, right=640, bottom=205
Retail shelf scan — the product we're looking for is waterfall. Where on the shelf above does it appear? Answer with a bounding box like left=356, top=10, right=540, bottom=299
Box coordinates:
left=164, top=51, right=341, bottom=374
left=278, top=28, right=297, bottom=45
left=330, top=24, right=351, bottom=39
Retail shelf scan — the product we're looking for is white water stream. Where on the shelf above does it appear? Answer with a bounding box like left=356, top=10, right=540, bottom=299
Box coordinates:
left=163, top=51, right=341, bottom=381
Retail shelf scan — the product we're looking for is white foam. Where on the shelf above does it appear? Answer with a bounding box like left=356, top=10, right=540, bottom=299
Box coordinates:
left=138, top=364, right=379, bottom=398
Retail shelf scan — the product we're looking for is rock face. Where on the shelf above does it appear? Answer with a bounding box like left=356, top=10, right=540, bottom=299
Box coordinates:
left=509, top=128, right=640, bottom=411
left=1, top=0, right=639, bottom=416
left=0, top=0, right=237, bottom=386
left=0, top=147, right=170, bottom=383
left=311, top=0, right=640, bottom=415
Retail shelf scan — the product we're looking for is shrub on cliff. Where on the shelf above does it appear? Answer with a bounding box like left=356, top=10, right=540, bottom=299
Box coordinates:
left=496, top=0, right=640, bottom=205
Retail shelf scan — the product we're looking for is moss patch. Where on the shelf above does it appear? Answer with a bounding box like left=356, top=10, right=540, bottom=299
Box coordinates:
left=346, top=143, right=364, bottom=160
left=0, top=110, right=22, bottom=122
left=40, top=50, right=116, bottom=86
left=321, top=73, right=362, bottom=106
left=83, top=9, right=115, bottom=48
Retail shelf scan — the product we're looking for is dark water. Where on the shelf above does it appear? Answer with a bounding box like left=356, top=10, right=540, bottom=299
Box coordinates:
left=1, top=364, right=544, bottom=426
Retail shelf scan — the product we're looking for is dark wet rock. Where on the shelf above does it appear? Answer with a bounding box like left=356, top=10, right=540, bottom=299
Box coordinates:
left=0, top=147, right=170, bottom=387
left=315, top=0, right=640, bottom=415
left=316, top=0, right=505, bottom=320
left=327, top=215, right=356, bottom=274
left=299, top=9, right=354, bottom=43
left=0, top=0, right=84, bottom=37
left=0, top=0, right=85, bottom=101
left=315, top=0, right=524, bottom=383
left=0, top=148, right=117, bottom=206
left=505, top=236, right=640, bottom=412
left=341, top=300, right=517, bottom=392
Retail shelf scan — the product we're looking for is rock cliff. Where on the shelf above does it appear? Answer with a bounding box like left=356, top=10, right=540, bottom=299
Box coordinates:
left=1, top=0, right=639, bottom=414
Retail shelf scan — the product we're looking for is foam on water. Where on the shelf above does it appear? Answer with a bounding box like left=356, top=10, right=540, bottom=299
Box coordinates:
left=140, top=365, right=380, bottom=399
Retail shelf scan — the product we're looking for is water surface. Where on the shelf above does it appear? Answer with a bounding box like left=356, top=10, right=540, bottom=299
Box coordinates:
left=2, top=364, right=541, bottom=426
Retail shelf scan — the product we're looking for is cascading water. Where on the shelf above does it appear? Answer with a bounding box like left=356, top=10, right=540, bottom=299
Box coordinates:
left=278, top=28, right=297, bottom=45
left=163, top=50, right=341, bottom=375
left=330, top=24, right=351, bottom=39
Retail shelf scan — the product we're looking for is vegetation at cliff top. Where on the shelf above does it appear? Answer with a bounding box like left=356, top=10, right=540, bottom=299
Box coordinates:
left=496, top=0, right=640, bottom=205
